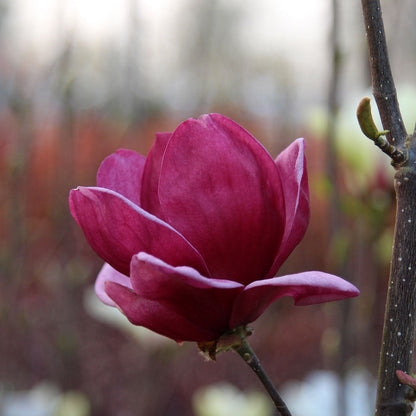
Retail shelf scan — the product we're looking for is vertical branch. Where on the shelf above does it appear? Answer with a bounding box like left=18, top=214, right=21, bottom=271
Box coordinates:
left=326, top=2, right=352, bottom=415
left=360, top=1, right=416, bottom=415
left=327, top=3, right=359, bottom=415
left=361, top=0, right=407, bottom=148
left=375, top=167, right=416, bottom=416
left=327, top=0, right=341, bottom=237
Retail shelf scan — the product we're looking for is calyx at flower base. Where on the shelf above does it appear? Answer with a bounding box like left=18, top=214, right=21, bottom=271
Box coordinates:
left=197, top=325, right=253, bottom=361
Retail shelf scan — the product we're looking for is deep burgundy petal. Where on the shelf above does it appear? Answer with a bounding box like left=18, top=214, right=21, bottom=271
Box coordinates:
left=97, top=149, right=146, bottom=206
left=129, top=252, right=244, bottom=335
left=230, top=272, right=359, bottom=328
left=95, top=263, right=132, bottom=306
left=105, top=281, right=219, bottom=342
left=268, top=138, right=310, bottom=277
left=69, top=187, right=209, bottom=276
left=158, top=114, right=285, bottom=285
left=140, top=132, right=171, bottom=218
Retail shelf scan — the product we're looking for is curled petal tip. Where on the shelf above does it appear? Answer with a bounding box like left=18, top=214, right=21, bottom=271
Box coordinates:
left=230, top=272, right=360, bottom=328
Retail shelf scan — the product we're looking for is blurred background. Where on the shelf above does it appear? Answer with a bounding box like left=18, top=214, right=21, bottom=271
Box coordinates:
left=1, top=0, right=416, bottom=415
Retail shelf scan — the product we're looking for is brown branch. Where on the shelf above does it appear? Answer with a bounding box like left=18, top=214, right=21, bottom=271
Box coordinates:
left=374, top=167, right=416, bottom=416
left=233, top=339, right=292, bottom=416
left=361, top=0, right=407, bottom=150
left=360, top=1, right=416, bottom=416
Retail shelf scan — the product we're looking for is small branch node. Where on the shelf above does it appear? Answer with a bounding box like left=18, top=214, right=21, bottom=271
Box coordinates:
left=396, top=371, right=416, bottom=392
left=396, top=371, right=416, bottom=402
left=374, top=135, right=407, bottom=164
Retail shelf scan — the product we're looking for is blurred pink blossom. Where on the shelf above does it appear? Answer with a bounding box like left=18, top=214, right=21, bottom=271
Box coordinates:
left=69, top=114, right=359, bottom=342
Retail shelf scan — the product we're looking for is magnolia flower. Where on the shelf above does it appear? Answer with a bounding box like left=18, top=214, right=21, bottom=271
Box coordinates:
left=69, top=114, right=359, bottom=343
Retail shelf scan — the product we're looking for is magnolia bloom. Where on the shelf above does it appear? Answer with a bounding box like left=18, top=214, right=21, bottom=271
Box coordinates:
left=69, top=114, right=359, bottom=343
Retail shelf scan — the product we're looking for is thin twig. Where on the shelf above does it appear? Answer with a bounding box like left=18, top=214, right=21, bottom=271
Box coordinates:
left=233, top=339, right=292, bottom=416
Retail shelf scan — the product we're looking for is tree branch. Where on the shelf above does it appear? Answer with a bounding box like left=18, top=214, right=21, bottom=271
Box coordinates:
left=360, top=1, right=416, bottom=416
left=374, top=166, right=416, bottom=416
left=233, top=339, right=292, bottom=416
left=361, top=0, right=407, bottom=149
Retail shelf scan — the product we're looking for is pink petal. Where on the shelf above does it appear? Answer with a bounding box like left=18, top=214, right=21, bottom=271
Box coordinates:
left=268, top=138, right=310, bottom=276
left=230, top=272, right=359, bottom=328
left=140, top=132, right=172, bottom=219
left=69, top=187, right=209, bottom=277
left=95, top=263, right=132, bottom=306
left=130, top=252, right=244, bottom=335
left=158, top=114, right=285, bottom=285
left=97, top=149, right=146, bottom=206
left=105, top=281, right=219, bottom=342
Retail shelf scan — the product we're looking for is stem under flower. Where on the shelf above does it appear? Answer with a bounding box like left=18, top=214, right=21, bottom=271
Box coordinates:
left=232, top=339, right=292, bottom=416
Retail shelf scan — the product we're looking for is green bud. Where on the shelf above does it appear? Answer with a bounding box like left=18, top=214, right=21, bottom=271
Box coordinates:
left=357, top=97, right=389, bottom=140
